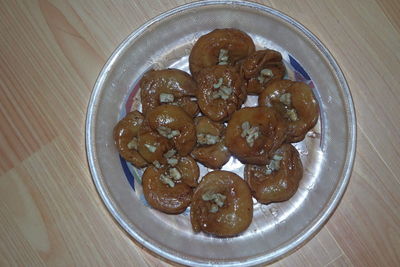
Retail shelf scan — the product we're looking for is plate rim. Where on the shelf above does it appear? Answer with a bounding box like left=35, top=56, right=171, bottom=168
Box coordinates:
left=85, top=1, right=356, bottom=266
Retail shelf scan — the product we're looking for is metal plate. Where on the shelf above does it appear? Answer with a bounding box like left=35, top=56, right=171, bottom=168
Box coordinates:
left=86, top=1, right=356, bottom=266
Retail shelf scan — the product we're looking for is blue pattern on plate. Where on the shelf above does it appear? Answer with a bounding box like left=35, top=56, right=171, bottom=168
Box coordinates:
left=119, top=155, right=135, bottom=191
left=289, top=55, right=311, bottom=80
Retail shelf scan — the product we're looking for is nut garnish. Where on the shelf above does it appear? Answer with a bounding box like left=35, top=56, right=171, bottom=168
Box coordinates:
left=213, top=77, right=223, bottom=89
left=163, top=149, right=176, bottom=158
left=167, top=158, right=178, bottom=166
left=218, top=49, right=229, bottom=65
left=169, top=167, right=182, bottom=181
left=265, top=153, right=284, bottom=175
left=278, top=93, right=299, bottom=121
left=160, top=174, right=175, bottom=187
left=197, top=133, right=220, bottom=145
left=286, top=108, right=299, bottom=121
left=153, top=160, right=163, bottom=169
left=163, top=149, right=178, bottom=166
left=157, top=126, right=180, bottom=139
left=144, top=143, right=157, bottom=153
left=159, top=93, right=174, bottom=103
left=212, top=85, right=233, bottom=100
left=159, top=167, right=182, bottom=187
left=127, top=137, right=138, bottom=150
left=279, top=93, right=291, bottom=106
left=202, top=192, right=227, bottom=213
left=241, top=121, right=260, bottom=147
left=209, top=204, right=219, bottom=213
left=257, top=68, right=274, bottom=84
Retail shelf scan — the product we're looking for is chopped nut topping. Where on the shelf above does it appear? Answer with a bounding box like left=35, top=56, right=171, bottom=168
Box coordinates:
left=160, top=174, right=175, bottom=187
left=169, top=167, right=182, bottom=181
left=202, top=192, right=227, bottom=213
left=218, top=49, right=229, bottom=65
left=127, top=137, right=138, bottom=150
left=157, top=126, right=180, bottom=139
left=144, top=143, right=157, bottom=153
left=153, top=160, right=163, bottom=169
left=278, top=93, right=298, bottom=121
left=167, top=158, right=178, bottom=166
left=159, top=167, right=182, bottom=187
left=241, top=121, right=250, bottom=134
left=257, top=68, right=274, bottom=84
left=265, top=153, right=284, bottom=174
left=240, top=121, right=260, bottom=147
left=159, top=93, right=174, bottom=103
left=213, top=77, right=223, bottom=89
left=260, top=68, right=273, bottom=76
left=163, top=149, right=178, bottom=166
left=163, top=149, right=176, bottom=158
left=279, top=93, right=291, bottom=106
left=212, top=85, right=232, bottom=100
left=287, top=108, right=299, bottom=121
left=197, top=133, right=220, bottom=145
left=209, top=204, right=219, bottom=213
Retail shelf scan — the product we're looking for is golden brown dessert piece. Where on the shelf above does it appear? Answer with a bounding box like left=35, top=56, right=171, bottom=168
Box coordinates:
left=244, top=144, right=303, bottom=204
left=142, top=165, right=194, bottom=214
left=191, top=116, right=230, bottom=169
left=259, top=80, right=319, bottom=142
left=140, top=69, right=199, bottom=117
left=113, top=111, right=148, bottom=168
left=196, top=65, right=246, bottom=122
left=225, top=107, right=287, bottom=165
left=190, top=171, right=253, bottom=237
left=137, top=120, right=173, bottom=166
left=146, top=105, right=196, bottom=156
left=240, top=49, right=286, bottom=95
left=175, top=156, right=200, bottom=187
left=189, top=28, right=255, bottom=77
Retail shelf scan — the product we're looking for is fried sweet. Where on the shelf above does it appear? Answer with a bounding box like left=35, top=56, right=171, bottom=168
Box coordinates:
left=225, top=107, right=287, bottom=165
left=142, top=166, right=193, bottom=214
left=244, top=144, right=303, bottom=204
left=137, top=120, right=174, bottom=165
left=196, top=65, right=246, bottom=122
left=191, top=116, right=231, bottom=169
left=146, top=105, right=196, bottom=156
left=259, top=80, right=319, bottom=142
left=190, top=171, right=253, bottom=237
left=113, top=111, right=148, bottom=168
left=140, top=69, right=199, bottom=117
left=175, top=156, right=200, bottom=187
left=189, top=28, right=255, bottom=77
left=240, top=49, right=286, bottom=95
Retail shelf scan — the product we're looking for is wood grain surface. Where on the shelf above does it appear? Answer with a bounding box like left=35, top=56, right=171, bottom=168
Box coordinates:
left=1, top=0, right=399, bottom=266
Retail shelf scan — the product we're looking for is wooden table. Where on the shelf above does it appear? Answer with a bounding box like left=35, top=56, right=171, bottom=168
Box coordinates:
left=1, top=1, right=399, bottom=266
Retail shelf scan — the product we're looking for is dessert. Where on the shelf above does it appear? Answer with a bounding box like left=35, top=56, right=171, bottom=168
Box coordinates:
left=190, top=170, right=253, bottom=237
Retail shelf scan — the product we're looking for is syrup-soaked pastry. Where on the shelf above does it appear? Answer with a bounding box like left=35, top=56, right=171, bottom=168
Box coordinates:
left=190, top=170, right=253, bottom=237
left=196, top=65, right=246, bottom=122
left=113, top=111, right=148, bottom=168
left=240, top=49, right=286, bottom=95
left=189, top=28, right=255, bottom=77
left=145, top=105, right=196, bottom=156
left=244, top=144, right=303, bottom=204
left=191, top=116, right=230, bottom=169
left=140, top=69, right=199, bottom=117
left=225, top=107, right=287, bottom=165
left=259, top=79, right=319, bottom=142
